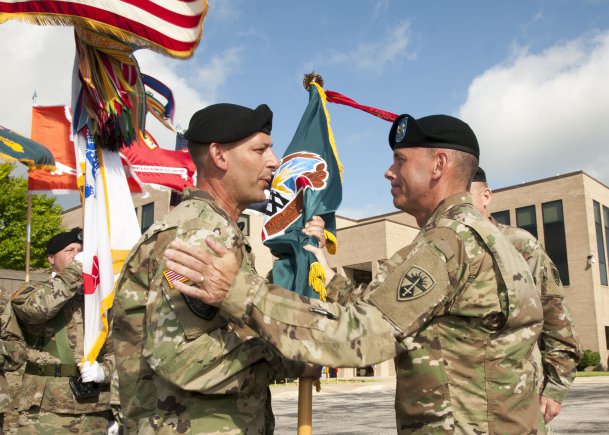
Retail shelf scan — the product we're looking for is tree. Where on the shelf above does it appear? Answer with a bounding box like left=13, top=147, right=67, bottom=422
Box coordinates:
left=0, top=162, right=65, bottom=270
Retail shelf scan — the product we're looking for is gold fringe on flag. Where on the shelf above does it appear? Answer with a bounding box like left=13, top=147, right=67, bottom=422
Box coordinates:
left=309, top=261, right=327, bottom=301
left=324, top=229, right=337, bottom=255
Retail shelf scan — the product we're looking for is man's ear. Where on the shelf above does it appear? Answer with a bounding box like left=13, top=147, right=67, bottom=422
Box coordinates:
left=431, top=150, right=449, bottom=180
left=482, top=188, right=493, bottom=209
left=47, top=254, right=55, bottom=266
left=208, top=142, right=228, bottom=171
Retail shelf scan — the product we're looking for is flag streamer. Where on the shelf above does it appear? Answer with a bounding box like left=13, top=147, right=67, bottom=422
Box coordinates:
left=325, top=90, right=398, bottom=122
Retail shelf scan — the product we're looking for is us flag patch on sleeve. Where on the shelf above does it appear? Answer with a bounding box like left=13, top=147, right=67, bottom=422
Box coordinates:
left=163, top=269, right=189, bottom=289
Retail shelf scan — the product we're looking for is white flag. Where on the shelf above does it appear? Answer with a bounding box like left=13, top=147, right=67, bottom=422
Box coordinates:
left=76, top=130, right=140, bottom=363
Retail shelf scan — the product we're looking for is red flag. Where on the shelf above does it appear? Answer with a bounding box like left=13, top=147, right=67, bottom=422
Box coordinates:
left=28, top=106, right=144, bottom=193
left=28, top=106, right=77, bottom=192
left=0, top=0, right=208, bottom=59
left=120, top=133, right=195, bottom=192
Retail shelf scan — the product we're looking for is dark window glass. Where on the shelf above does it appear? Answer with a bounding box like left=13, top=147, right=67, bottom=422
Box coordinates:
left=237, top=214, right=250, bottom=236
left=542, top=200, right=569, bottom=285
left=141, top=202, right=154, bottom=233
left=594, top=201, right=608, bottom=285
left=352, top=269, right=372, bottom=285
left=604, top=206, right=609, bottom=285
left=605, top=326, right=609, bottom=351
left=491, top=210, right=510, bottom=225
left=517, top=205, right=537, bottom=238
left=170, top=192, right=183, bottom=208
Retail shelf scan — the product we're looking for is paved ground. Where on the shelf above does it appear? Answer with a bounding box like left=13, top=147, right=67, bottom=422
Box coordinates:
left=271, top=377, right=609, bottom=434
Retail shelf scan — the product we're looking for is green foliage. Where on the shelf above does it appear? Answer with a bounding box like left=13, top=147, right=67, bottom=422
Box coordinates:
left=577, top=349, right=601, bottom=370
left=0, top=162, right=65, bottom=270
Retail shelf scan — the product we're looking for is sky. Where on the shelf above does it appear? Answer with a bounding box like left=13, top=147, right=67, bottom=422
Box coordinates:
left=1, top=0, right=609, bottom=218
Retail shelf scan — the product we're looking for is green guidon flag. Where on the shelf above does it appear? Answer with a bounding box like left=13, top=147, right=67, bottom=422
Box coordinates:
left=262, top=79, right=342, bottom=300
left=0, top=125, right=55, bottom=170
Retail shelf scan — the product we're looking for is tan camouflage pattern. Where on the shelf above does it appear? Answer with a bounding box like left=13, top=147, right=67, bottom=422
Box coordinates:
left=113, top=188, right=304, bottom=434
left=16, top=408, right=113, bottom=435
left=221, top=193, right=546, bottom=434
left=11, top=263, right=113, bottom=423
left=496, top=222, right=583, bottom=403
left=0, top=287, right=25, bottom=414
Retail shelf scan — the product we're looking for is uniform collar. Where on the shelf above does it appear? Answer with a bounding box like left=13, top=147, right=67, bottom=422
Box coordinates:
left=424, top=191, right=473, bottom=227
left=183, top=188, right=236, bottom=224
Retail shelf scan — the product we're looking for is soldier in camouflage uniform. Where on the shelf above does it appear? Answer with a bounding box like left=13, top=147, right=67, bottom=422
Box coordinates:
left=470, top=166, right=582, bottom=427
left=0, top=286, right=26, bottom=431
left=12, top=228, right=114, bottom=434
left=113, top=103, right=321, bottom=434
left=166, top=114, right=548, bottom=434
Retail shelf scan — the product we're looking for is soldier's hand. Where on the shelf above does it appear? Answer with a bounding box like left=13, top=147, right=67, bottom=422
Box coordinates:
left=302, top=215, right=326, bottom=249
left=79, top=361, right=105, bottom=383
left=164, top=238, right=239, bottom=307
left=540, top=395, right=561, bottom=423
left=303, top=244, right=335, bottom=285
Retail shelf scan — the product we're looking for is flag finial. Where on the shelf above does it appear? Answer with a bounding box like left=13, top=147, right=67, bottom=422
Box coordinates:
left=303, top=72, right=324, bottom=90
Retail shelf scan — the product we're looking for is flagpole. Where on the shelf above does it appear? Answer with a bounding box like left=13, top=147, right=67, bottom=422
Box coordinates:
left=294, top=72, right=327, bottom=435
left=24, top=193, right=32, bottom=282
left=297, top=378, right=313, bottom=435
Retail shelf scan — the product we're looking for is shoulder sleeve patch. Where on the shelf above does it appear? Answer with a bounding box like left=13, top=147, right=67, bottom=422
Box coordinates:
left=398, top=266, right=436, bottom=300
left=370, top=243, right=450, bottom=337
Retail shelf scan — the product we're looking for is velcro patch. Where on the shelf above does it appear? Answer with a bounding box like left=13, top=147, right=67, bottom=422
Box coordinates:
left=163, top=269, right=189, bottom=289
left=398, top=266, right=436, bottom=300
left=369, top=243, right=449, bottom=336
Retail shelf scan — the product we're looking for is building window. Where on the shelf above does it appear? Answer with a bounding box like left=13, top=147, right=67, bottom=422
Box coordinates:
left=141, top=202, right=154, bottom=233
left=605, top=326, right=609, bottom=351
left=491, top=210, right=510, bottom=225
left=352, top=269, right=372, bottom=285
left=542, top=200, right=569, bottom=286
left=516, top=205, right=537, bottom=238
left=594, top=201, right=608, bottom=285
left=604, top=206, right=609, bottom=285
left=237, top=214, right=250, bottom=236
left=170, top=192, right=183, bottom=208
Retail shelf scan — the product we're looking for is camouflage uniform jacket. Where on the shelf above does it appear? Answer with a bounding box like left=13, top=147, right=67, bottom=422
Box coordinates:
left=112, top=188, right=304, bottom=434
left=496, top=222, right=583, bottom=403
left=11, top=262, right=113, bottom=414
left=221, top=193, right=546, bottom=434
left=0, top=287, right=25, bottom=413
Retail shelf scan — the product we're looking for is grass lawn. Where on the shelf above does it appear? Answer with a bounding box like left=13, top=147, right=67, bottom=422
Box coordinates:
left=577, top=371, right=609, bottom=377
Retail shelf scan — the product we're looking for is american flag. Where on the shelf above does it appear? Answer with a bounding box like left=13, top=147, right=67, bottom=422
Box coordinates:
left=0, top=0, right=208, bottom=58
left=163, top=269, right=189, bottom=289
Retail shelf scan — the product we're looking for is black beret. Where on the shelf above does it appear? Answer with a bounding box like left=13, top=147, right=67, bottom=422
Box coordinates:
left=473, top=167, right=487, bottom=183
left=184, top=103, right=273, bottom=144
left=389, top=114, right=479, bottom=158
left=46, top=227, right=82, bottom=254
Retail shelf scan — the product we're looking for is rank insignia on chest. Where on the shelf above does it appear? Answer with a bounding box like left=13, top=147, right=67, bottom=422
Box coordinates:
left=398, top=266, right=436, bottom=301
left=163, top=269, right=189, bottom=289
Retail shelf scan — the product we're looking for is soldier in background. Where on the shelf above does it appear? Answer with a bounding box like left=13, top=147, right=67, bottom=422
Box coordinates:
left=165, top=113, right=548, bottom=434
left=470, top=166, right=582, bottom=427
left=113, top=103, right=321, bottom=434
left=12, top=228, right=114, bottom=434
left=0, top=286, right=25, bottom=431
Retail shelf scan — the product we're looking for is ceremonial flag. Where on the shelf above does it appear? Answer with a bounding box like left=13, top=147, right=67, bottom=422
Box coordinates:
left=0, top=124, right=54, bottom=170
left=0, top=0, right=208, bottom=59
left=77, top=130, right=141, bottom=364
left=121, top=132, right=195, bottom=192
left=263, top=80, right=342, bottom=300
left=28, top=106, right=77, bottom=193
left=27, top=105, right=144, bottom=193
